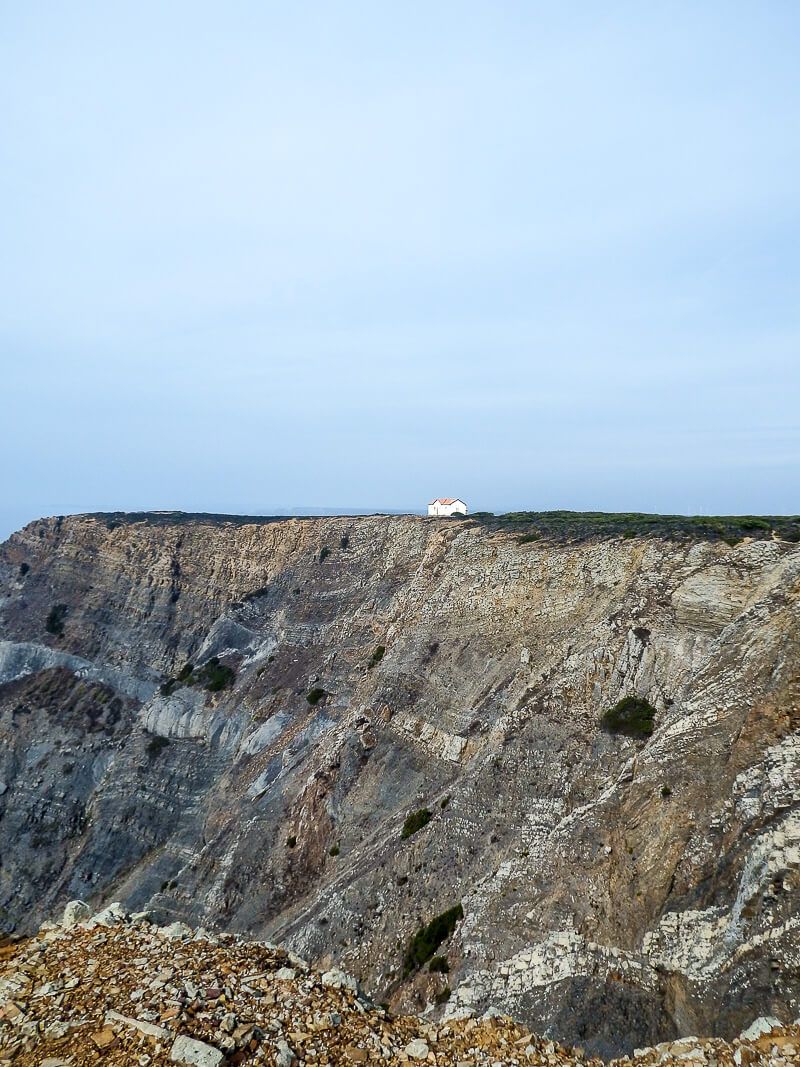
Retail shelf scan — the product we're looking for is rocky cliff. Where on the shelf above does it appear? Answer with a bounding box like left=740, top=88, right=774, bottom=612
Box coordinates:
left=0, top=513, right=798, bottom=1057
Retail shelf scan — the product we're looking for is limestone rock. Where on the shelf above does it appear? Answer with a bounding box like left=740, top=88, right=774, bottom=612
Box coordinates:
left=404, top=1038, right=430, bottom=1059
left=62, top=899, right=91, bottom=928
left=739, top=1016, right=783, bottom=1040
left=321, top=967, right=359, bottom=992
left=169, top=1035, right=223, bottom=1066
left=159, top=921, right=194, bottom=940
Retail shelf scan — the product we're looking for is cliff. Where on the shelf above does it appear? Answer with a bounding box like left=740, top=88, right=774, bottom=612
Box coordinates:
left=0, top=513, right=798, bottom=1056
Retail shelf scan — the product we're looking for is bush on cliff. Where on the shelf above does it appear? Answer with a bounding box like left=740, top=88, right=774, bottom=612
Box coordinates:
left=45, top=604, right=68, bottom=637
left=146, top=735, right=170, bottom=759
left=401, top=808, right=432, bottom=839
left=367, top=645, right=385, bottom=668
left=404, top=904, right=464, bottom=974
left=601, top=696, right=656, bottom=739
left=159, top=658, right=235, bottom=696
left=196, top=657, right=235, bottom=692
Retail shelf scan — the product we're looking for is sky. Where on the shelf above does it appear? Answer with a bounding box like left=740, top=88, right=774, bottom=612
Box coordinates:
left=2, top=2, right=799, bottom=539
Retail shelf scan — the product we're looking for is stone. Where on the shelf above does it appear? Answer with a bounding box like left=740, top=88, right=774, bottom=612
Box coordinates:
left=404, top=1038, right=430, bottom=1060
left=62, top=900, right=90, bottom=928
left=160, top=921, right=194, bottom=940
left=105, top=1008, right=170, bottom=1040
left=169, top=1035, right=224, bottom=1067
left=320, top=967, right=359, bottom=992
left=275, top=1039, right=296, bottom=1067
left=275, top=966, right=297, bottom=980
left=740, top=1016, right=783, bottom=1040
left=90, top=1027, right=118, bottom=1049
left=89, top=902, right=127, bottom=927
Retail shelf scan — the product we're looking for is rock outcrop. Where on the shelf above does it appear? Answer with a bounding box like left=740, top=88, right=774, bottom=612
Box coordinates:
left=0, top=513, right=798, bottom=1056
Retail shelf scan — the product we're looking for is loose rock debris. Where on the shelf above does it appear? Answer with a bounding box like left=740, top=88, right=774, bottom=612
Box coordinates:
left=1, top=906, right=798, bottom=1066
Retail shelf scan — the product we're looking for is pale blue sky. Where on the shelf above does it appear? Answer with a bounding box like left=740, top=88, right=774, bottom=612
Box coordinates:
left=2, top=2, right=799, bottom=539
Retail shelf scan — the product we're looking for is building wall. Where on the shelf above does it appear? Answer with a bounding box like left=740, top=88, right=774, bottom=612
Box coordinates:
left=428, top=500, right=468, bottom=516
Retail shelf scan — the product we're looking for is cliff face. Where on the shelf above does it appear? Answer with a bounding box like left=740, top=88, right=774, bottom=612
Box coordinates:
left=0, top=514, right=798, bottom=1056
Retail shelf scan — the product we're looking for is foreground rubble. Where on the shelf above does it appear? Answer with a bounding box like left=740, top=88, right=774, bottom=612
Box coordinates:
left=0, top=907, right=798, bottom=1067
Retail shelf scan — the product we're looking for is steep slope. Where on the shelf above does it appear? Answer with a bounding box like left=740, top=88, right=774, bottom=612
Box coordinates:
left=0, top=513, right=798, bottom=1056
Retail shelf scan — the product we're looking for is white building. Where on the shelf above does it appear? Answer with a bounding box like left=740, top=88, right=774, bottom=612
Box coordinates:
left=428, top=497, right=468, bottom=517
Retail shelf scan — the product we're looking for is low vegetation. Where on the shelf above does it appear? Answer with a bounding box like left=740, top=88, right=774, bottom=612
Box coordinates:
left=367, top=645, right=385, bottom=669
left=159, top=657, right=236, bottom=697
left=45, top=604, right=68, bottom=636
left=401, top=808, right=433, bottom=839
left=242, top=586, right=270, bottom=602
left=404, top=904, right=464, bottom=975
left=306, top=687, right=326, bottom=705
left=469, top=510, right=800, bottom=546
left=428, top=955, right=450, bottom=973
left=601, top=696, right=657, bottom=739
left=146, top=735, right=170, bottom=759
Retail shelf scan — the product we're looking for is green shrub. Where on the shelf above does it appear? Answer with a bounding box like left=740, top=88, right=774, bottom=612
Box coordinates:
left=197, top=657, right=235, bottom=692
left=403, top=904, right=464, bottom=974
left=329, top=843, right=340, bottom=856
left=429, top=955, right=450, bottom=973
left=340, top=534, right=350, bottom=549
left=661, top=784, right=672, bottom=798
left=401, top=808, right=432, bottom=839
left=242, top=586, right=270, bottom=602
left=307, top=687, right=326, bottom=705
left=160, top=658, right=234, bottom=696
left=435, top=988, right=451, bottom=1004
left=45, top=604, right=68, bottom=636
left=440, top=795, right=450, bottom=809
left=19, top=562, right=29, bottom=576
left=601, top=696, right=657, bottom=739
left=367, top=645, right=386, bottom=669
left=286, top=835, right=297, bottom=848
left=146, top=735, right=170, bottom=759
left=319, top=546, right=331, bottom=562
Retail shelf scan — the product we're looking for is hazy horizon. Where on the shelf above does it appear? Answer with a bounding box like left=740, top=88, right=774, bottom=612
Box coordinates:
left=3, top=3, right=799, bottom=542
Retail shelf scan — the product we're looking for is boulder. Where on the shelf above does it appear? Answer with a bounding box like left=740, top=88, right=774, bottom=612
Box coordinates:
left=88, top=902, right=127, bottom=927
left=404, top=1039, right=430, bottom=1060
left=739, top=1016, right=783, bottom=1041
left=169, top=1035, right=224, bottom=1067
left=160, top=921, right=194, bottom=940
left=62, top=900, right=91, bottom=928
left=321, top=967, right=359, bottom=993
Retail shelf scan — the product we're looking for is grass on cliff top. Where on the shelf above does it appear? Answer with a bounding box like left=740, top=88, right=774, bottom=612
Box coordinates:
left=81, top=509, right=800, bottom=546
left=469, top=510, right=800, bottom=545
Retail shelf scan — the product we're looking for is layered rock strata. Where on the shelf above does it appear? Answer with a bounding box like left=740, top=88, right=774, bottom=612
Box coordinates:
left=0, top=514, right=798, bottom=1056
